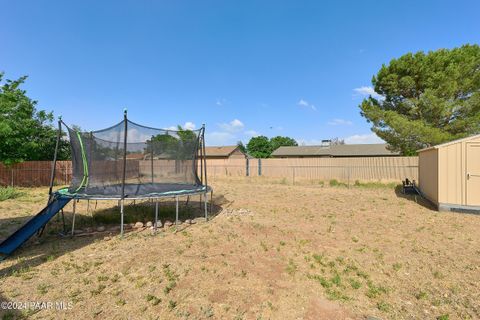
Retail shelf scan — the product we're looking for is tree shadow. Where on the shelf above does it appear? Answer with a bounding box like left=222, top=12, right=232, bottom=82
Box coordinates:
left=394, top=185, right=437, bottom=211
left=0, top=193, right=227, bottom=275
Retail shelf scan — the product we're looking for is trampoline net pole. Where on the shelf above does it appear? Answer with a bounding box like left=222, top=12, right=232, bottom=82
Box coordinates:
left=204, top=192, right=208, bottom=221
left=150, top=135, right=154, bottom=184
left=175, top=196, right=179, bottom=225
left=120, top=200, right=124, bottom=237
left=154, top=200, right=158, bottom=231
left=71, top=200, right=76, bottom=236
left=202, top=125, right=208, bottom=190
left=120, top=110, right=128, bottom=237
left=48, top=119, right=62, bottom=200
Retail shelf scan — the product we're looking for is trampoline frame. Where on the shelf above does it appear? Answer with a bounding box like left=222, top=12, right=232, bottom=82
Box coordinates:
left=48, top=110, right=211, bottom=236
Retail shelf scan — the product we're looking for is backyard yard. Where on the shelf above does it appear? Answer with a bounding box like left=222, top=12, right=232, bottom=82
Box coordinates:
left=0, top=178, right=479, bottom=319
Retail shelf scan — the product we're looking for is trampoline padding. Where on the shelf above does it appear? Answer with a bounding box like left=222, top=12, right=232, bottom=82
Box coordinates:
left=67, top=183, right=208, bottom=199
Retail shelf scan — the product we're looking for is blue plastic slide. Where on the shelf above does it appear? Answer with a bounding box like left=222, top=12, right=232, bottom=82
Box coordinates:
left=0, top=194, right=71, bottom=260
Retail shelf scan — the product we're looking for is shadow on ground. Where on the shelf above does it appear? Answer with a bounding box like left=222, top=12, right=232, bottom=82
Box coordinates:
left=0, top=293, right=23, bottom=319
left=394, top=185, right=437, bottom=211
left=0, top=194, right=227, bottom=276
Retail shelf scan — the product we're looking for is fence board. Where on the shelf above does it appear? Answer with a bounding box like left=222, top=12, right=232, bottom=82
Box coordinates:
left=0, top=157, right=418, bottom=187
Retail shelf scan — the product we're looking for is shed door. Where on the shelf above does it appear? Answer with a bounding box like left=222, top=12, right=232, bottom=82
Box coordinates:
left=466, top=143, right=480, bottom=206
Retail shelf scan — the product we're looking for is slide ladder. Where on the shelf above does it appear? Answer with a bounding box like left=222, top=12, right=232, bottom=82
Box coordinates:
left=0, top=194, right=71, bottom=261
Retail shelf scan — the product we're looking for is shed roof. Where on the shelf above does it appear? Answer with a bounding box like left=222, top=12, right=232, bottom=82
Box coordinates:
left=271, top=144, right=398, bottom=157
left=417, top=134, right=480, bottom=152
left=204, top=145, right=244, bottom=157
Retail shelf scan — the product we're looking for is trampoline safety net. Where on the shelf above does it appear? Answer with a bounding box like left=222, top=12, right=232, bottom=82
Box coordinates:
left=64, top=117, right=205, bottom=198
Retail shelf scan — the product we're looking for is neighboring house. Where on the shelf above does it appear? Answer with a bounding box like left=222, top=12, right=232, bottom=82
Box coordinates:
left=126, top=153, right=147, bottom=160
left=271, top=144, right=399, bottom=158
left=202, top=146, right=246, bottom=159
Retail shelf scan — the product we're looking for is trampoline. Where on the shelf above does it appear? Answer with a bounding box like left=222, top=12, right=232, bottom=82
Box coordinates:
left=49, top=109, right=211, bottom=235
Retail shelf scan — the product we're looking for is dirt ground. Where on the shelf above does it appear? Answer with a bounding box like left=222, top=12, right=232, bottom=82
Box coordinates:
left=0, top=178, right=479, bottom=320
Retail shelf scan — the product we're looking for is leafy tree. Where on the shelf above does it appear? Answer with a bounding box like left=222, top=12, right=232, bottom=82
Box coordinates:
left=236, top=141, right=247, bottom=154
left=146, top=125, right=198, bottom=159
left=360, top=44, right=480, bottom=155
left=329, top=137, right=345, bottom=145
left=0, top=73, right=69, bottom=165
left=246, top=135, right=298, bottom=158
left=270, top=136, right=298, bottom=151
left=246, top=136, right=272, bottom=158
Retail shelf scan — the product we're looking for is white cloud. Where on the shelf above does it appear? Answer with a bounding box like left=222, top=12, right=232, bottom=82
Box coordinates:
left=343, top=133, right=384, bottom=144
left=245, top=130, right=259, bottom=137
left=298, top=99, right=309, bottom=107
left=219, top=119, right=244, bottom=132
left=183, top=122, right=196, bottom=130
left=328, top=118, right=353, bottom=126
left=205, top=131, right=235, bottom=146
left=163, top=121, right=196, bottom=131
left=216, top=98, right=227, bottom=106
left=353, top=86, right=383, bottom=100
left=297, top=99, right=317, bottom=111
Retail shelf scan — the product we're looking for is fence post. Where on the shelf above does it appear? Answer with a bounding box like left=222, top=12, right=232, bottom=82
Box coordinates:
left=258, top=159, right=262, bottom=176
left=11, top=168, right=14, bottom=187
left=347, top=166, right=350, bottom=188
left=246, top=158, right=249, bottom=177
left=292, top=167, right=295, bottom=185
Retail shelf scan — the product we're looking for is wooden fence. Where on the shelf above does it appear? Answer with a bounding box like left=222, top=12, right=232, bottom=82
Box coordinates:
left=0, top=161, right=72, bottom=187
left=0, top=157, right=418, bottom=187
left=207, top=157, right=418, bottom=183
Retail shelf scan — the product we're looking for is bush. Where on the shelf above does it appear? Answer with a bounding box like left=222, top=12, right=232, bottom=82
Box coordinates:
left=0, top=187, right=25, bottom=201
left=329, top=179, right=347, bottom=187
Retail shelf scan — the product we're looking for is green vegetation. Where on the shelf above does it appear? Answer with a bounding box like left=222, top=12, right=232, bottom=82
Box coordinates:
left=360, top=44, right=480, bottom=155
left=286, top=259, right=297, bottom=275
left=366, top=281, right=389, bottom=298
left=0, top=187, right=25, bottom=201
left=377, top=301, right=391, bottom=312
left=392, top=262, right=403, bottom=271
left=354, top=180, right=397, bottom=189
left=0, top=73, right=70, bottom=165
left=163, top=264, right=179, bottom=295
left=329, top=179, right=347, bottom=187
left=146, top=294, right=161, bottom=306
left=246, top=135, right=297, bottom=158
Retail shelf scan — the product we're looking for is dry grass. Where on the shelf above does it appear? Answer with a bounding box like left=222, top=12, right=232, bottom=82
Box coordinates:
left=0, top=178, right=479, bottom=319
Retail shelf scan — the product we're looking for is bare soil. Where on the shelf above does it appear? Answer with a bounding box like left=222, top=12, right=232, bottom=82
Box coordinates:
left=0, top=178, right=479, bottom=319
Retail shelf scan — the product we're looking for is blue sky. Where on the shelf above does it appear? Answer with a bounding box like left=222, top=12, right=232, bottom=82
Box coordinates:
left=1, top=1, right=479, bottom=146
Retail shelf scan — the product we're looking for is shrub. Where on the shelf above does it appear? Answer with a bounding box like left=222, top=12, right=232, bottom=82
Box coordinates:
left=0, top=187, right=25, bottom=201
left=329, top=179, right=347, bottom=187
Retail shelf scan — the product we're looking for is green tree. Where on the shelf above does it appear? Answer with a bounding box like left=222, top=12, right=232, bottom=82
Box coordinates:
left=146, top=125, right=198, bottom=159
left=246, top=136, right=272, bottom=158
left=270, top=136, right=298, bottom=151
left=236, top=141, right=247, bottom=154
left=246, top=135, right=298, bottom=158
left=0, top=73, right=69, bottom=165
left=360, top=44, right=480, bottom=155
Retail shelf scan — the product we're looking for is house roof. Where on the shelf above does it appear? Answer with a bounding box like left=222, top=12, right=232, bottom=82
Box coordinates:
left=417, top=134, right=480, bottom=152
left=126, top=153, right=146, bottom=160
left=204, top=145, right=244, bottom=157
left=271, top=144, right=398, bottom=157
